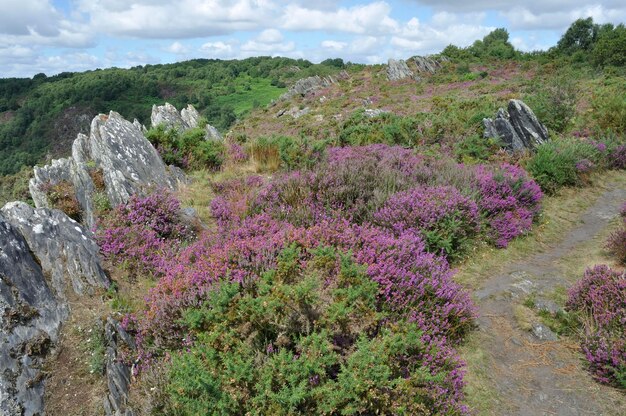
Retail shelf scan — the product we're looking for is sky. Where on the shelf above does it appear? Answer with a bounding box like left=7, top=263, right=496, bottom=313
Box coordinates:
left=1, top=0, right=625, bottom=78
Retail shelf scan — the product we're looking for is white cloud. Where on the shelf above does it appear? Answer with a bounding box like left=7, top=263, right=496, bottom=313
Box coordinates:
left=257, top=29, right=284, bottom=43
left=165, top=41, right=190, bottom=55
left=76, top=0, right=278, bottom=38
left=321, top=40, right=348, bottom=51
left=200, top=41, right=238, bottom=59
left=281, top=2, right=399, bottom=34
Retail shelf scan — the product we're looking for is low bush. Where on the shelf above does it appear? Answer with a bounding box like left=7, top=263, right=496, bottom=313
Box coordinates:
left=606, top=203, right=626, bottom=264
left=566, top=265, right=626, bottom=388
left=146, top=126, right=226, bottom=170
left=373, top=185, right=480, bottom=260
left=526, top=139, right=603, bottom=193
left=167, top=245, right=467, bottom=415
left=247, top=135, right=328, bottom=172
left=95, top=191, right=193, bottom=277
left=454, top=134, right=501, bottom=163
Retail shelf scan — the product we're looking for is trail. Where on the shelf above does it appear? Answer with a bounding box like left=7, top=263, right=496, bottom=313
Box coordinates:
left=472, top=184, right=626, bottom=416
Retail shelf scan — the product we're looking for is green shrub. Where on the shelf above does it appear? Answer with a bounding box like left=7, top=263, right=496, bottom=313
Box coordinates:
left=525, top=75, right=578, bottom=133
left=454, top=134, right=501, bottom=163
left=248, top=135, right=327, bottom=172
left=590, top=86, right=626, bottom=134
left=338, top=110, right=421, bottom=147
left=526, top=139, right=602, bottom=193
left=166, top=245, right=456, bottom=415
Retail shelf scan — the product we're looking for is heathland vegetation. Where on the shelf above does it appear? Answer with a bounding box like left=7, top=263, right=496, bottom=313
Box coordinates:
left=2, top=17, right=625, bottom=415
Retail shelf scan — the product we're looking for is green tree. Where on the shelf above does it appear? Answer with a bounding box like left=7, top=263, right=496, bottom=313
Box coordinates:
left=557, top=17, right=599, bottom=54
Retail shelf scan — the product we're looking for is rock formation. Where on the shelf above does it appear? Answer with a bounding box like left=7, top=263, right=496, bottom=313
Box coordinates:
left=1, top=202, right=109, bottom=297
left=386, top=56, right=449, bottom=81
left=151, top=102, right=222, bottom=141
left=279, top=71, right=349, bottom=101
left=0, top=215, right=66, bottom=416
left=103, top=318, right=135, bottom=416
left=30, top=111, right=184, bottom=229
left=483, top=99, right=550, bottom=152
left=386, top=59, right=414, bottom=81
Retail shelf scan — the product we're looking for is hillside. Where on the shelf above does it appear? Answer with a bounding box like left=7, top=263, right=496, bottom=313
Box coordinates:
left=0, top=18, right=625, bottom=416
left=0, top=56, right=348, bottom=175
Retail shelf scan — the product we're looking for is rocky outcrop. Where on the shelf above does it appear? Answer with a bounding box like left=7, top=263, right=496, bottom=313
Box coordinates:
left=279, top=71, right=349, bottom=101
left=387, top=59, right=414, bottom=81
left=151, top=103, right=222, bottom=142
left=150, top=103, right=198, bottom=131
left=30, top=111, right=184, bottom=229
left=0, top=215, right=66, bottom=416
left=412, top=55, right=449, bottom=74
left=1, top=202, right=109, bottom=297
left=276, top=106, right=311, bottom=119
left=483, top=99, right=549, bottom=152
left=387, top=56, right=449, bottom=81
left=103, top=318, right=135, bottom=416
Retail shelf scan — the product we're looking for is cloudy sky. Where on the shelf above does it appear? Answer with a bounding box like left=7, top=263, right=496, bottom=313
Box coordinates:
left=1, top=0, right=625, bottom=78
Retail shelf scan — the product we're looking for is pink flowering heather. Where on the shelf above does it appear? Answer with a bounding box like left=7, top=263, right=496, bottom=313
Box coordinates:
left=608, top=144, right=626, bottom=170
left=566, top=265, right=626, bottom=387
left=210, top=175, right=265, bottom=229
left=373, top=185, right=480, bottom=259
left=95, top=191, right=193, bottom=276
left=473, top=163, right=543, bottom=247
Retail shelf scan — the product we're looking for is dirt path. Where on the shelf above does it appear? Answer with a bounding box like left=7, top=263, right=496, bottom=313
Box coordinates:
left=471, top=185, right=626, bottom=416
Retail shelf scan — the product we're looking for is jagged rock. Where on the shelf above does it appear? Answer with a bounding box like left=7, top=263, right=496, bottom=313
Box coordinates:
left=103, top=317, right=135, bottom=416
left=31, top=111, right=184, bottom=229
left=483, top=100, right=549, bottom=152
left=386, top=59, right=414, bottom=81
left=0, top=215, right=66, bottom=416
left=531, top=323, right=558, bottom=341
left=534, top=299, right=562, bottom=315
left=279, top=71, right=348, bottom=101
left=151, top=102, right=197, bottom=131
left=180, top=105, right=200, bottom=130
left=1, top=202, right=109, bottom=297
left=411, top=55, right=449, bottom=74
left=280, top=106, right=311, bottom=119
left=205, top=124, right=223, bottom=141
left=132, top=119, right=147, bottom=134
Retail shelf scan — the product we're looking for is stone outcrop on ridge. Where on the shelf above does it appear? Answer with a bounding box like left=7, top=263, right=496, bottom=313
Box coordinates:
left=483, top=99, right=550, bottom=152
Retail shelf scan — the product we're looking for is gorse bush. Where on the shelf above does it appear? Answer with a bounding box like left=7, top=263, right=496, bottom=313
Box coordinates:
left=167, top=245, right=467, bottom=415
left=526, top=138, right=603, bottom=193
left=146, top=125, right=226, bottom=170
left=566, top=265, right=626, bottom=388
left=126, top=215, right=474, bottom=414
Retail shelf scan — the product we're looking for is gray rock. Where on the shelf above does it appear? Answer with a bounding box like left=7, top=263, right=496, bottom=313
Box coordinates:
left=132, top=119, right=147, bottom=134
left=0, top=215, right=66, bottom=416
left=411, top=55, right=449, bottom=74
left=282, top=106, right=311, bottom=119
left=531, top=323, right=558, bottom=341
left=1, top=201, right=109, bottom=297
left=150, top=102, right=197, bottom=131
left=30, top=111, right=184, bottom=229
left=483, top=99, right=549, bottom=152
left=103, top=317, right=135, bottom=416
left=180, top=104, right=200, bottom=130
left=386, top=59, right=414, bottom=81
left=205, top=124, right=223, bottom=141
left=534, top=299, right=562, bottom=315
left=279, top=71, right=348, bottom=101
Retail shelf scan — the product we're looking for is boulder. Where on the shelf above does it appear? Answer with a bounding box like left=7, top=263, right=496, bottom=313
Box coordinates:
left=205, top=124, right=223, bottom=141
left=483, top=99, right=549, bottom=152
left=1, top=202, right=109, bottom=297
left=0, top=215, right=66, bottom=416
left=180, top=104, right=200, bottom=130
left=386, top=59, right=414, bottom=81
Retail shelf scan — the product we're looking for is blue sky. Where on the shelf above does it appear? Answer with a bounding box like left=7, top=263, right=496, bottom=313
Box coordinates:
left=1, top=0, right=625, bottom=78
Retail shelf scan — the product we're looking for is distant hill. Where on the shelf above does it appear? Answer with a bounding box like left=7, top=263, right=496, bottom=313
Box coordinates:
left=0, top=57, right=348, bottom=175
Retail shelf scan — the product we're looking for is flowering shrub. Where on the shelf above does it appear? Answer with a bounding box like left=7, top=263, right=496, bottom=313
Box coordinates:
left=566, top=265, right=626, bottom=388
left=606, top=202, right=626, bottom=265
left=473, top=163, right=543, bottom=247
left=167, top=246, right=468, bottom=415
left=373, top=185, right=480, bottom=259
left=209, top=175, right=264, bottom=229
left=95, top=191, right=193, bottom=277
left=608, top=144, right=626, bottom=170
